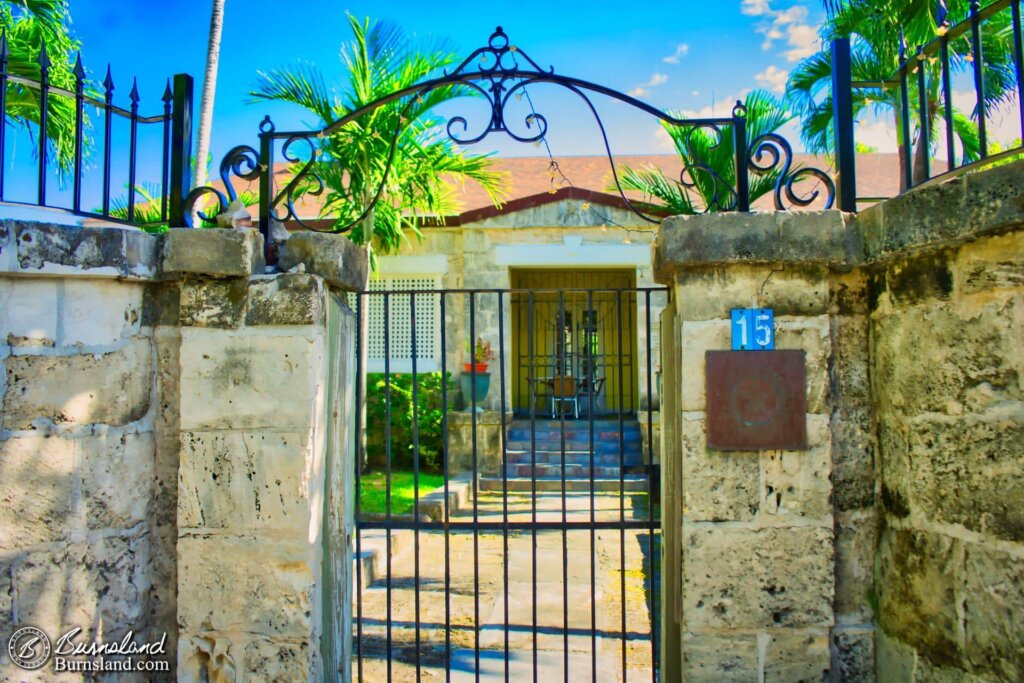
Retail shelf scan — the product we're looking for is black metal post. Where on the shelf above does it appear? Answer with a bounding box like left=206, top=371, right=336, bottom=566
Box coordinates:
left=258, top=117, right=275, bottom=262
left=37, top=41, right=50, bottom=207
left=1011, top=0, right=1023, bottom=139
left=161, top=81, right=173, bottom=223
left=169, top=73, right=194, bottom=227
left=831, top=37, right=857, bottom=212
left=128, top=79, right=140, bottom=222
left=970, top=0, right=988, bottom=158
left=72, top=54, right=85, bottom=214
left=732, top=104, right=750, bottom=212
left=915, top=46, right=931, bottom=181
left=102, top=67, right=114, bottom=217
left=0, top=31, right=7, bottom=202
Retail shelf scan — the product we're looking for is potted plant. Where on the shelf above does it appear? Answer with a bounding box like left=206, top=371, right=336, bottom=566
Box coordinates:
left=461, top=337, right=494, bottom=409
left=463, top=338, right=494, bottom=374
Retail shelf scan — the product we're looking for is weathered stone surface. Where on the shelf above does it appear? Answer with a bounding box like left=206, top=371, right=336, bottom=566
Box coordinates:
left=872, top=297, right=1023, bottom=417
left=876, top=178, right=968, bottom=257
left=176, top=534, right=316, bottom=636
left=243, top=637, right=312, bottom=681
left=876, top=630, right=917, bottom=683
left=160, top=228, right=264, bottom=278
left=762, top=629, right=831, bottom=683
left=278, top=232, right=368, bottom=292
left=882, top=250, right=955, bottom=307
left=876, top=527, right=964, bottom=668
left=79, top=431, right=156, bottom=531
left=0, top=557, right=12, bottom=636
left=62, top=280, right=145, bottom=347
left=680, top=633, right=758, bottom=683
left=962, top=543, right=1024, bottom=681
left=902, top=407, right=1024, bottom=542
left=1, top=221, right=159, bottom=279
left=447, top=410, right=510, bottom=475
left=834, top=510, right=877, bottom=623
left=179, top=278, right=248, bottom=328
left=830, top=270, right=869, bottom=316
left=674, top=264, right=830, bottom=320
left=178, top=632, right=241, bottom=683
left=831, top=626, right=875, bottom=683
left=831, top=313, right=874, bottom=513
left=953, top=229, right=1024, bottom=295
left=142, top=282, right=182, bottom=327
left=3, top=337, right=153, bottom=429
left=0, top=436, right=76, bottom=548
left=962, top=158, right=1024, bottom=238
left=179, top=328, right=324, bottom=432
left=680, top=416, right=759, bottom=522
left=761, top=415, right=832, bottom=520
left=682, top=526, right=833, bottom=630
left=246, top=273, right=326, bottom=326
left=655, top=211, right=850, bottom=280
left=0, top=279, right=58, bottom=346
left=14, top=535, right=150, bottom=640
left=178, top=431, right=312, bottom=531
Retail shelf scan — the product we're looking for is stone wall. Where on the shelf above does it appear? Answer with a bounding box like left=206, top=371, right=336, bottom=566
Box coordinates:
left=856, top=167, right=1024, bottom=682
left=655, top=160, right=1024, bottom=682
left=0, top=223, right=365, bottom=681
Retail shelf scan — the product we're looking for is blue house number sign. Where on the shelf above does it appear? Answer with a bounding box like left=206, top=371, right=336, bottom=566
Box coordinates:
left=731, top=308, right=775, bottom=350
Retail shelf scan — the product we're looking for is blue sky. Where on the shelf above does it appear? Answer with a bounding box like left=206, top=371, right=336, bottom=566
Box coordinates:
left=65, top=0, right=829, bottom=166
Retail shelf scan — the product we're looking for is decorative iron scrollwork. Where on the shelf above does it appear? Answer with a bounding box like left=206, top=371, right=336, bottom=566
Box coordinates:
left=749, top=133, right=836, bottom=210
left=181, top=144, right=260, bottom=227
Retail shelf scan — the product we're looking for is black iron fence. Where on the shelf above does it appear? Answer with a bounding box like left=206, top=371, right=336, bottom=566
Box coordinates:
left=0, top=31, right=193, bottom=226
left=831, top=0, right=1024, bottom=210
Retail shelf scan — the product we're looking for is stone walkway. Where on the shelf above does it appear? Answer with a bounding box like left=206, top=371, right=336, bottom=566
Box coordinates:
left=354, top=489, right=660, bottom=682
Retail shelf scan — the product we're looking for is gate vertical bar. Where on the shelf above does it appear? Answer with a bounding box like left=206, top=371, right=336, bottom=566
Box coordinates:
left=830, top=36, right=857, bottom=212
left=384, top=292, right=394, bottom=683
left=528, top=291, right=539, bottom=683
left=354, top=294, right=365, bottom=682
left=587, top=289, right=597, bottom=683
left=469, top=292, right=481, bottom=682
left=411, top=292, right=422, bottom=682
left=644, top=290, right=657, bottom=681
left=161, top=81, right=172, bottom=222
left=733, top=107, right=750, bottom=212
left=915, top=46, right=931, bottom=181
left=558, top=292, right=569, bottom=682
left=940, top=36, right=956, bottom=170
left=169, top=73, right=194, bottom=227
left=898, top=33, right=914, bottom=191
left=0, top=31, right=8, bottom=201
left=441, top=293, right=452, bottom=683
left=617, top=289, right=627, bottom=681
left=1013, top=0, right=1024, bottom=138
left=127, top=80, right=140, bottom=222
left=498, top=291, right=511, bottom=683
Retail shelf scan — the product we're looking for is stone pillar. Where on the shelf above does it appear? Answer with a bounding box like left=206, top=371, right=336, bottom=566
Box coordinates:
left=655, top=211, right=861, bottom=681
left=163, top=230, right=365, bottom=682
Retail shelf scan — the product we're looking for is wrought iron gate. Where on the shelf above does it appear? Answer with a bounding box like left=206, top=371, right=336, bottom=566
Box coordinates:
left=353, top=286, right=666, bottom=682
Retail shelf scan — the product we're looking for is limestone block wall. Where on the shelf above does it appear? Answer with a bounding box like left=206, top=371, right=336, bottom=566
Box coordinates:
left=0, top=222, right=175, bottom=677
left=857, top=167, right=1024, bottom=682
left=0, top=222, right=365, bottom=682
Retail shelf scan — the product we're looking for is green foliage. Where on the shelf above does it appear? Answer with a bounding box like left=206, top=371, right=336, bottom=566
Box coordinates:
left=365, top=372, right=455, bottom=472
left=359, top=470, right=445, bottom=516
left=855, top=141, right=878, bottom=153
left=1, top=0, right=82, bottom=171
left=789, top=0, right=1018, bottom=184
left=615, top=89, right=793, bottom=214
left=249, top=15, right=507, bottom=264
left=464, top=337, right=494, bottom=364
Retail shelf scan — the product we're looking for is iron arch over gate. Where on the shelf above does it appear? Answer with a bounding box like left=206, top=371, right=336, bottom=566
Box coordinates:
left=184, top=26, right=834, bottom=261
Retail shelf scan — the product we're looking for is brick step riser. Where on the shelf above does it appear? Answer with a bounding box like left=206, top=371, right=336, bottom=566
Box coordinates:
left=506, top=442, right=642, bottom=457
left=504, top=465, right=644, bottom=479
left=509, top=420, right=642, bottom=429
left=479, top=477, right=648, bottom=493
left=505, top=453, right=643, bottom=467
left=508, top=430, right=642, bottom=442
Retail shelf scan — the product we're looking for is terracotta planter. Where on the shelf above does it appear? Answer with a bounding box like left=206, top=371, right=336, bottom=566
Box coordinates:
left=464, top=362, right=489, bottom=374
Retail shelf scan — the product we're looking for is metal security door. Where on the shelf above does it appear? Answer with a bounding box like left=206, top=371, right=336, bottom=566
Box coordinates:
left=352, top=286, right=665, bottom=683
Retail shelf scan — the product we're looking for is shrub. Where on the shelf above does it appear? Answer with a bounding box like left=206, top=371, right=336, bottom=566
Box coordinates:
left=365, top=372, right=455, bottom=472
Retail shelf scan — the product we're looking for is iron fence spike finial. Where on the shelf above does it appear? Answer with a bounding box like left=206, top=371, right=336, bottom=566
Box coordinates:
left=103, top=65, right=114, bottom=97
left=37, top=39, right=51, bottom=72
left=0, top=30, right=8, bottom=63
left=130, top=77, right=140, bottom=104
left=162, top=78, right=173, bottom=103
left=73, top=52, right=85, bottom=81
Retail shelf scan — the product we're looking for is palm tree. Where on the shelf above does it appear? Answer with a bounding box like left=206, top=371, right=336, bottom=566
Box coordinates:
left=1, top=0, right=82, bottom=171
left=193, top=0, right=225, bottom=190
left=792, top=0, right=1018, bottom=188
left=250, top=15, right=505, bottom=257
left=250, top=14, right=506, bottom=467
left=616, top=89, right=795, bottom=213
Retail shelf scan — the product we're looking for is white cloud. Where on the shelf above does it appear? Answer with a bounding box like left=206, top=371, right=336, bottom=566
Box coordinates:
left=691, top=90, right=700, bottom=97
left=662, top=43, right=690, bottom=64
left=681, top=91, right=750, bottom=119
left=629, top=73, right=669, bottom=98
left=654, top=126, right=676, bottom=152
left=747, top=0, right=823, bottom=62
left=755, top=65, right=789, bottom=93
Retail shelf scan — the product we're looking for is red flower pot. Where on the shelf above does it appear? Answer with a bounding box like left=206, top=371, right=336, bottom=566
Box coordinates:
left=464, top=362, right=489, bottom=374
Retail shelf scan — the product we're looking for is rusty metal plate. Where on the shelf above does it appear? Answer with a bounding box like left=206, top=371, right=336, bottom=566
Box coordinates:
left=705, top=350, right=807, bottom=451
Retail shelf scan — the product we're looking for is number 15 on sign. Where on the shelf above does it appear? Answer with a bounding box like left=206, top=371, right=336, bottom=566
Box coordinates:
left=731, top=308, right=774, bottom=350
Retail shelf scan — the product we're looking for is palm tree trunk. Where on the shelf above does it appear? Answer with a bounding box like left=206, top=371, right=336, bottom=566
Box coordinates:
left=356, top=207, right=374, bottom=472
left=194, top=0, right=225, bottom=191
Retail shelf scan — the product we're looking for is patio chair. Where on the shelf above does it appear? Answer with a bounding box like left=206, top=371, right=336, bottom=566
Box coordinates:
left=577, top=376, right=606, bottom=414
left=549, top=376, right=579, bottom=419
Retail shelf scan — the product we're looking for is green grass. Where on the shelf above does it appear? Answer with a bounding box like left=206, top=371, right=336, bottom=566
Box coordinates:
left=359, top=470, right=446, bottom=516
